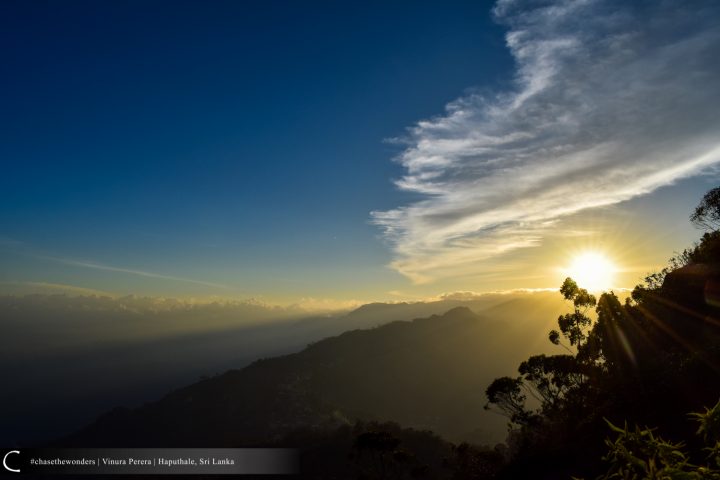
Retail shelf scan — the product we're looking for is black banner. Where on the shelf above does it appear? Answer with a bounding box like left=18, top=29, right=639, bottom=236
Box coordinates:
left=0, top=449, right=298, bottom=475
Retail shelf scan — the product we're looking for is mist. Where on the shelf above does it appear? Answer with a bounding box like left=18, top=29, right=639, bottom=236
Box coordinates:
left=0, top=290, right=567, bottom=445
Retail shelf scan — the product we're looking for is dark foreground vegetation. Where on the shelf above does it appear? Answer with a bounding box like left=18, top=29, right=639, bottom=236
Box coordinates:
left=481, top=187, right=720, bottom=479
left=54, top=188, right=720, bottom=479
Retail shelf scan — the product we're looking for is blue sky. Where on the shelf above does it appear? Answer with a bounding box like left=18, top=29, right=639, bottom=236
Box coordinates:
left=2, top=0, right=719, bottom=305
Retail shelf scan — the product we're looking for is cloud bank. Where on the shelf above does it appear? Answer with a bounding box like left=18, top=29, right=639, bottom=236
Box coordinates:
left=373, top=0, right=720, bottom=283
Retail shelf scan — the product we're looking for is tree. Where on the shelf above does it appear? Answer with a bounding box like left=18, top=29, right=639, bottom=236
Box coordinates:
left=518, top=354, right=582, bottom=412
left=484, top=376, right=531, bottom=426
left=484, top=186, right=720, bottom=479
left=691, top=186, right=720, bottom=231
left=632, top=185, right=720, bottom=303
left=485, top=277, right=602, bottom=425
left=551, top=277, right=596, bottom=349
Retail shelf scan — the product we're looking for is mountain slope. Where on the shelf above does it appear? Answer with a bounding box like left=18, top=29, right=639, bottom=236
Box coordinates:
left=2, top=291, right=562, bottom=445
left=62, top=300, right=565, bottom=447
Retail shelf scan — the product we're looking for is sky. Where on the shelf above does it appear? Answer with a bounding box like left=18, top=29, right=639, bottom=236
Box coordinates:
left=1, top=0, right=720, bottom=307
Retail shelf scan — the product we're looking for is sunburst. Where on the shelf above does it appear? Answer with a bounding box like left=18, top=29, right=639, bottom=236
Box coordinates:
left=565, top=251, right=616, bottom=292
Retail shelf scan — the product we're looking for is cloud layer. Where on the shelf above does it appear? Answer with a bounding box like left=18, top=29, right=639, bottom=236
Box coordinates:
left=373, top=0, right=720, bottom=283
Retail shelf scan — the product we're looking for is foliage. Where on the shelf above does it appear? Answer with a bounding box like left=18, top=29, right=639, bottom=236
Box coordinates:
left=557, top=277, right=597, bottom=349
left=353, top=430, right=412, bottom=479
left=691, top=186, right=720, bottom=231
left=631, top=249, right=693, bottom=300
left=598, top=421, right=699, bottom=479
left=485, top=277, right=601, bottom=425
left=518, top=353, right=581, bottom=411
left=349, top=422, right=504, bottom=480
left=485, top=186, right=720, bottom=480
left=632, top=230, right=720, bottom=303
left=444, top=442, right=505, bottom=480
left=691, top=399, right=720, bottom=445
left=690, top=399, right=720, bottom=469
left=484, top=376, right=531, bottom=425
left=591, top=401, right=720, bottom=480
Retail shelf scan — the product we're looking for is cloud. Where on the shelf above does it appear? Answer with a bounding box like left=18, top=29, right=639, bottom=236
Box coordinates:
left=44, top=256, right=232, bottom=290
left=0, top=238, right=233, bottom=291
left=0, top=281, right=115, bottom=297
left=0, top=235, right=24, bottom=248
left=372, top=0, right=720, bottom=283
left=437, top=288, right=559, bottom=302
left=289, top=297, right=364, bottom=313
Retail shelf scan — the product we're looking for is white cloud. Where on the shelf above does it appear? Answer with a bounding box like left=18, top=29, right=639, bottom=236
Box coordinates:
left=373, top=0, right=720, bottom=283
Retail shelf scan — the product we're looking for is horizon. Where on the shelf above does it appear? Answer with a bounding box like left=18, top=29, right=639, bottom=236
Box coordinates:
left=0, top=284, right=629, bottom=312
left=0, top=283, right=563, bottom=313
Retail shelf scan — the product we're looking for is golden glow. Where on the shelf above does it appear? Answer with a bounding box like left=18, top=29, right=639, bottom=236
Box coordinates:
left=565, top=252, right=616, bottom=292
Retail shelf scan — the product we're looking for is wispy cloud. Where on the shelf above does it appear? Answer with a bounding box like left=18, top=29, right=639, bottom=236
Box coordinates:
left=0, top=281, right=115, bottom=297
left=0, top=237, right=233, bottom=291
left=373, top=0, right=720, bottom=283
left=0, top=235, right=24, bottom=248
left=42, top=256, right=231, bottom=290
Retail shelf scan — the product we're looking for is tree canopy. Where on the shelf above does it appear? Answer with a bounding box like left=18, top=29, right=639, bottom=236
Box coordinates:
left=484, top=186, right=720, bottom=479
left=691, top=186, right=720, bottom=231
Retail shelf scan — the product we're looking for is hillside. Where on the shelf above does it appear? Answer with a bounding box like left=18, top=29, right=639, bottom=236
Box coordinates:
left=61, top=297, right=567, bottom=448
left=1, top=290, right=563, bottom=445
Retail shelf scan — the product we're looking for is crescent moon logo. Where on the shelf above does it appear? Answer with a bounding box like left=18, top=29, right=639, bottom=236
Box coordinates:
left=3, top=450, right=20, bottom=473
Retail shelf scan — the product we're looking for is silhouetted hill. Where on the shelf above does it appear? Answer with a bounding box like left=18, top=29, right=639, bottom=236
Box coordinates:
left=61, top=299, right=567, bottom=448
left=1, top=291, right=563, bottom=445
left=281, top=294, right=542, bottom=341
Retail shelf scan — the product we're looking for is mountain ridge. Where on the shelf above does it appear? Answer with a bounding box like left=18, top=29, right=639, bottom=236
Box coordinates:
left=59, top=302, right=564, bottom=448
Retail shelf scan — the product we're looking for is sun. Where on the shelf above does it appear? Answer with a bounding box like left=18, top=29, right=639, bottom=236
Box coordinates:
left=565, top=251, right=616, bottom=292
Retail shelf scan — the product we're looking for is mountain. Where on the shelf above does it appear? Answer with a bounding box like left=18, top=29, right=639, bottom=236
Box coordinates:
left=1, top=291, right=564, bottom=445
left=61, top=295, right=569, bottom=448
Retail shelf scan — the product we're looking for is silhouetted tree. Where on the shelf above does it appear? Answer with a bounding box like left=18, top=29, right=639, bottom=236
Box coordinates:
left=485, top=186, right=720, bottom=480
left=486, top=277, right=602, bottom=425
left=691, top=186, right=720, bottom=231
left=352, top=427, right=438, bottom=480
left=444, top=442, right=504, bottom=480
left=555, top=277, right=596, bottom=348
left=484, top=376, right=531, bottom=426
left=518, top=354, right=581, bottom=412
